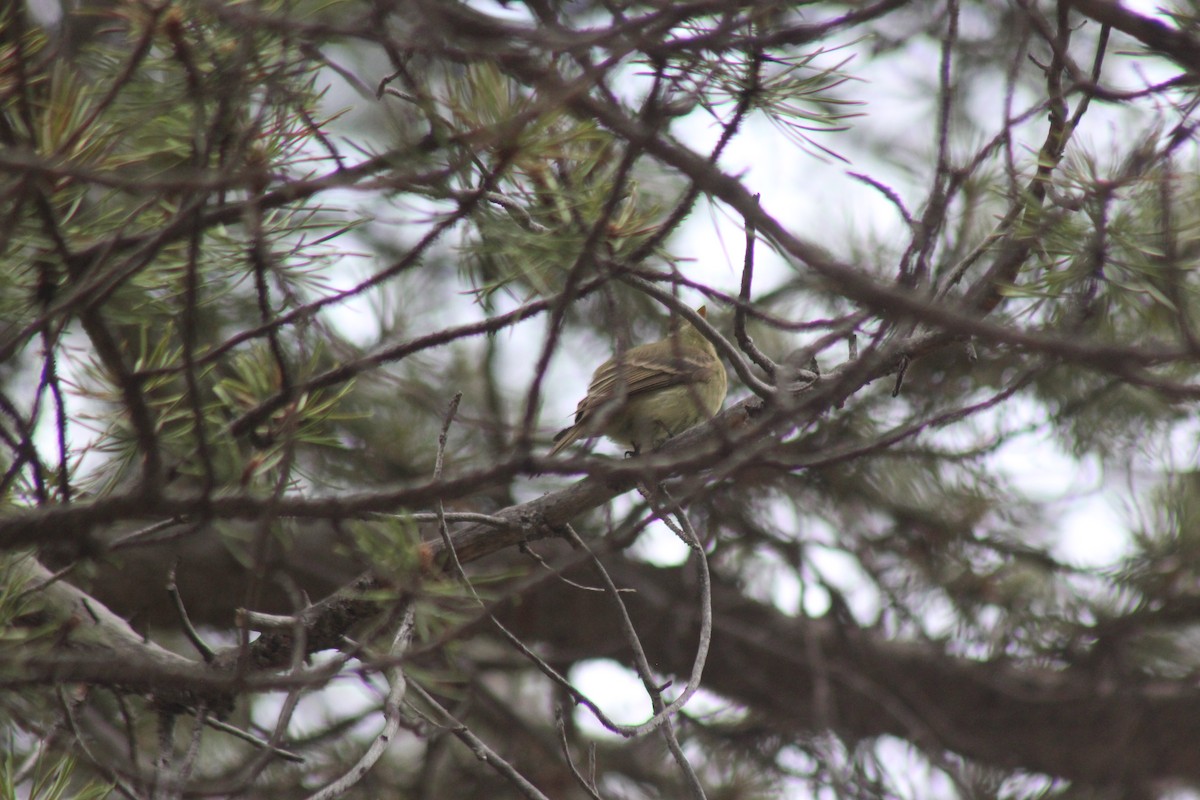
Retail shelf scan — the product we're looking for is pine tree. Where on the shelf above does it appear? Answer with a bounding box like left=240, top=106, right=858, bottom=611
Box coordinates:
left=3, top=1, right=1200, bottom=797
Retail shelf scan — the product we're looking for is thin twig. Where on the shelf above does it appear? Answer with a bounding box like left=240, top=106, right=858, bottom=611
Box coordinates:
left=108, top=517, right=191, bottom=551
left=735, top=192, right=777, bottom=378
left=57, top=686, right=140, bottom=800
left=152, top=711, right=176, bottom=800
left=304, top=604, right=417, bottom=800
left=556, top=708, right=606, bottom=800
left=522, top=543, right=624, bottom=592
left=409, top=511, right=511, bottom=525
left=167, top=561, right=214, bottom=663
left=846, top=172, right=914, bottom=228
left=562, top=521, right=713, bottom=740
left=637, top=494, right=709, bottom=800
left=409, top=680, right=553, bottom=800
left=203, top=717, right=305, bottom=763
left=172, top=704, right=208, bottom=797
left=434, top=392, right=470, bottom=586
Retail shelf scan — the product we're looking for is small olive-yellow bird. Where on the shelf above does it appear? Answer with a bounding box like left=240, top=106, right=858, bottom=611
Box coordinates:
left=550, top=306, right=727, bottom=455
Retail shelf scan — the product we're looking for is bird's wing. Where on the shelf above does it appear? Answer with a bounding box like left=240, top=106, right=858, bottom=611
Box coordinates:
left=550, top=343, right=717, bottom=455
left=574, top=349, right=711, bottom=421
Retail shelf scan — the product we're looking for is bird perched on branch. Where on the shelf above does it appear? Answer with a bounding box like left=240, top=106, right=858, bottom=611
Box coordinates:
left=550, top=306, right=727, bottom=456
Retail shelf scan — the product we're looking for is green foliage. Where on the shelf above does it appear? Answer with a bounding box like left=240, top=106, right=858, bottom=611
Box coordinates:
left=446, top=64, right=670, bottom=298
left=0, top=553, right=40, bottom=642
left=1121, top=471, right=1200, bottom=600
left=0, top=0, right=371, bottom=496
left=719, top=46, right=865, bottom=160
left=0, top=561, right=110, bottom=800
left=0, top=751, right=112, bottom=800
left=1014, top=147, right=1200, bottom=336
left=343, top=514, right=422, bottom=580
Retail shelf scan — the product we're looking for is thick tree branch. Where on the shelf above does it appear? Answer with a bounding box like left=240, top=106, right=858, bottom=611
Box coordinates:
left=1069, top=0, right=1200, bottom=74
left=504, top=556, right=1200, bottom=789
left=18, top=537, right=1200, bottom=788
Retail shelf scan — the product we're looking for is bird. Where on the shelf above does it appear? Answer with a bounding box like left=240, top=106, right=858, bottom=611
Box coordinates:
left=549, top=305, right=727, bottom=456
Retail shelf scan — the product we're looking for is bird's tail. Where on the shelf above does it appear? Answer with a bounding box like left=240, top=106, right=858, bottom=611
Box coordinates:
left=548, top=423, right=582, bottom=456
